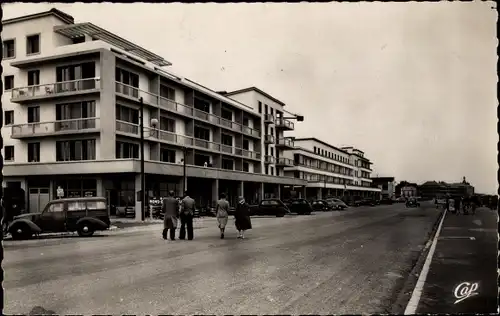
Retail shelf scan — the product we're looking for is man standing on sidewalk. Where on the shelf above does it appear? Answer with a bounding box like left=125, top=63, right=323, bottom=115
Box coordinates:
left=179, top=190, right=195, bottom=240
left=162, top=190, right=179, bottom=241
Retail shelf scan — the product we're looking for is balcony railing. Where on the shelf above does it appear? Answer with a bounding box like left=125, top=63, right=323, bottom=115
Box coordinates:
left=116, top=120, right=260, bottom=160
left=115, top=81, right=261, bottom=138
left=11, top=78, right=100, bottom=101
left=11, top=118, right=99, bottom=138
left=276, top=158, right=295, bottom=167
left=264, top=155, right=275, bottom=164
left=275, top=118, right=294, bottom=130
left=264, top=134, right=275, bottom=144
left=276, top=137, right=294, bottom=148
left=264, top=114, right=275, bottom=124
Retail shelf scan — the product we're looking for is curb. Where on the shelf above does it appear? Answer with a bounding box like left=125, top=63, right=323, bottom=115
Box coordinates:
left=389, top=208, right=446, bottom=314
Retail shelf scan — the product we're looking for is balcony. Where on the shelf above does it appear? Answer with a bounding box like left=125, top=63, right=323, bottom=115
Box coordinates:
left=264, top=114, right=275, bottom=124
left=115, top=81, right=261, bottom=139
left=276, top=137, right=295, bottom=149
left=264, top=155, right=275, bottom=164
left=11, top=118, right=100, bottom=139
left=11, top=78, right=100, bottom=103
left=275, top=118, right=294, bottom=130
left=276, top=158, right=294, bottom=167
left=264, top=134, right=275, bottom=144
left=115, top=120, right=260, bottom=161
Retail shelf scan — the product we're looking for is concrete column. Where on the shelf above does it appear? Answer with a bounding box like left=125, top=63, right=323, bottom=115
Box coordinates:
left=134, top=174, right=142, bottom=221
left=212, top=179, right=219, bottom=207
left=302, top=186, right=307, bottom=199
left=96, top=178, right=104, bottom=197
left=237, top=181, right=244, bottom=198
left=277, top=184, right=281, bottom=200
left=99, top=50, right=117, bottom=159
left=260, top=183, right=264, bottom=200
left=317, top=188, right=322, bottom=200
left=177, top=178, right=184, bottom=197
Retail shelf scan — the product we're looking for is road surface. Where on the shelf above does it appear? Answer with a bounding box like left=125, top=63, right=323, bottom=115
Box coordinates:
left=3, top=203, right=440, bottom=315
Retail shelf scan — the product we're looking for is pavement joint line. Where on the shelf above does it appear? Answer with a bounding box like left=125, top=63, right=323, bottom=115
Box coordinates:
left=404, top=208, right=447, bottom=315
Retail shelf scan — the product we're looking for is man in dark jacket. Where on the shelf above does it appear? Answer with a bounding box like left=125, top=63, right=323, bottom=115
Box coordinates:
left=179, top=190, right=195, bottom=240
left=162, top=191, right=179, bottom=241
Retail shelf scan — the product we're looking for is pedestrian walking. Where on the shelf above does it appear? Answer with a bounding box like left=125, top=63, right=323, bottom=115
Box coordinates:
left=235, top=196, right=252, bottom=239
left=179, top=190, right=195, bottom=240
left=216, top=193, right=230, bottom=239
left=162, top=190, right=179, bottom=241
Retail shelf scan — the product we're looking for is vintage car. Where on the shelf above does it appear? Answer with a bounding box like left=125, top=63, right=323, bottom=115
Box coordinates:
left=6, top=197, right=111, bottom=240
left=406, top=198, right=421, bottom=208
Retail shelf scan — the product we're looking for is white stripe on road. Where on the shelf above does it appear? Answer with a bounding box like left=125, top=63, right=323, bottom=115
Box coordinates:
left=404, top=209, right=447, bottom=315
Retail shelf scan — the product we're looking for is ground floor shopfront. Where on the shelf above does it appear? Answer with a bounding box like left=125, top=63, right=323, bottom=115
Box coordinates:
left=3, top=159, right=307, bottom=220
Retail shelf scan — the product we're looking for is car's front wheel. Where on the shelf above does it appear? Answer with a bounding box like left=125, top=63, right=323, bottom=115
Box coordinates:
left=77, top=222, right=95, bottom=237
left=10, top=223, right=32, bottom=240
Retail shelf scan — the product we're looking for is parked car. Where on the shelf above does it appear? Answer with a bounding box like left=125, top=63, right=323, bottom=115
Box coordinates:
left=406, top=198, right=421, bottom=208
left=396, top=197, right=407, bottom=203
left=325, top=198, right=348, bottom=210
left=354, top=198, right=378, bottom=207
left=311, top=200, right=331, bottom=212
left=288, top=198, right=313, bottom=215
left=249, top=199, right=290, bottom=217
left=6, top=197, right=111, bottom=240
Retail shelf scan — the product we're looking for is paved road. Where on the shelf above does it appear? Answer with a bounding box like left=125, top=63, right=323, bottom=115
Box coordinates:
left=3, top=203, right=440, bottom=315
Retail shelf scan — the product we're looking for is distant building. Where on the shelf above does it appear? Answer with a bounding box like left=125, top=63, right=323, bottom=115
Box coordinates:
left=401, top=185, right=418, bottom=198
left=419, top=177, right=475, bottom=198
left=395, top=181, right=418, bottom=197
left=371, top=177, right=396, bottom=198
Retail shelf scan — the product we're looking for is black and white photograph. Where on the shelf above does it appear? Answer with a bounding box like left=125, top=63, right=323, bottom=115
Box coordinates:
left=0, top=1, right=498, bottom=315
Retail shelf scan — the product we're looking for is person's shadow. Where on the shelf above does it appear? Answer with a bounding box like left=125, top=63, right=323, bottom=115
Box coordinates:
left=29, top=306, right=56, bottom=315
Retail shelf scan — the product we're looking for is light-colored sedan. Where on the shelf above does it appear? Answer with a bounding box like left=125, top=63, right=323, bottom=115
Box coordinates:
left=326, top=198, right=348, bottom=210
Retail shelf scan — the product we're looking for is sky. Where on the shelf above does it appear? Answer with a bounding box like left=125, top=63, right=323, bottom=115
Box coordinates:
left=2, top=2, right=498, bottom=194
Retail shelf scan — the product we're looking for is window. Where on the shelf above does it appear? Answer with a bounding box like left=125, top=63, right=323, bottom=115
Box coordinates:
left=4, top=146, right=14, bottom=161
left=28, top=106, right=40, bottom=123
left=160, top=116, right=175, bottom=132
left=222, top=159, right=234, bottom=170
left=58, top=62, right=96, bottom=82
left=68, top=201, right=86, bottom=211
left=194, top=153, right=210, bottom=166
left=87, top=201, right=106, bottom=210
left=4, top=111, right=14, bottom=125
left=221, top=134, right=233, bottom=146
left=56, top=139, right=96, bottom=161
left=243, top=162, right=249, bottom=172
left=28, top=142, right=40, bottom=162
left=3, top=39, right=15, bottom=58
left=160, top=148, right=176, bottom=163
left=115, top=104, right=138, bottom=124
left=270, top=147, right=274, bottom=156
left=194, top=98, right=210, bottom=113
left=265, top=104, right=268, bottom=115
left=258, top=101, right=262, bottom=113
left=27, top=70, right=40, bottom=86
left=26, top=34, right=40, bottom=55
left=160, top=85, right=175, bottom=101
left=47, top=202, right=64, bottom=213
left=243, top=139, right=249, bottom=150
left=313, top=146, right=317, bottom=154
left=194, top=126, right=210, bottom=141
left=221, top=108, right=232, bottom=121
left=4, top=75, right=14, bottom=90
left=270, top=166, right=274, bottom=176
left=270, top=108, right=274, bottom=116
left=116, top=141, right=139, bottom=159
left=243, top=117, right=249, bottom=126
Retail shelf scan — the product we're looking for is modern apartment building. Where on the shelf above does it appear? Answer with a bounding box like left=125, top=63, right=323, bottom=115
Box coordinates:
left=371, top=176, right=396, bottom=198
left=1, top=8, right=307, bottom=219
left=282, top=138, right=381, bottom=199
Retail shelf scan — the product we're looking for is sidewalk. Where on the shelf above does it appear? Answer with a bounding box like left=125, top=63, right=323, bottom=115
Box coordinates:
left=415, top=207, right=498, bottom=314
left=111, top=216, right=216, bottom=230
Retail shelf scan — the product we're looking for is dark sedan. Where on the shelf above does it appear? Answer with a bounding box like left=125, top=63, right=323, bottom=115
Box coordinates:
left=288, top=199, right=313, bottom=215
left=311, top=200, right=331, bottom=212
left=406, top=198, right=420, bottom=208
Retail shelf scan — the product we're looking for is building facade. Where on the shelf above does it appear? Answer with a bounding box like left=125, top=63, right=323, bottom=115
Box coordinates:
left=371, top=177, right=396, bottom=198
left=418, top=178, right=475, bottom=199
left=281, top=138, right=381, bottom=200
left=1, top=9, right=307, bottom=219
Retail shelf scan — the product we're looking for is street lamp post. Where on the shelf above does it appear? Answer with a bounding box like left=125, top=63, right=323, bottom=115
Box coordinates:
left=183, top=146, right=187, bottom=194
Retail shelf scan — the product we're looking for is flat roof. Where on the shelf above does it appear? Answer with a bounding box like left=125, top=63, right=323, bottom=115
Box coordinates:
left=3, top=8, right=74, bottom=25
left=54, top=22, right=172, bottom=67
left=224, top=87, right=286, bottom=106
left=294, top=138, right=350, bottom=155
